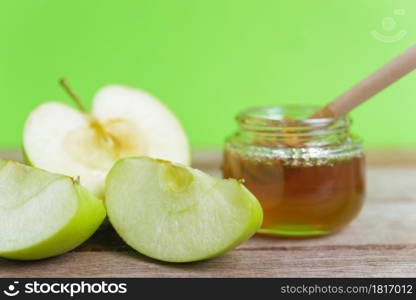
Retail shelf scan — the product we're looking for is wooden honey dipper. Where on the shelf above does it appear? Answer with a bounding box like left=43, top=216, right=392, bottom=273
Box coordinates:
left=312, top=45, right=416, bottom=119
left=276, top=45, right=416, bottom=148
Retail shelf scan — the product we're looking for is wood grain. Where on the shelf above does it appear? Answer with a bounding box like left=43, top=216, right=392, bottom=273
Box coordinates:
left=1, top=248, right=416, bottom=278
left=1, top=150, right=416, bottom=277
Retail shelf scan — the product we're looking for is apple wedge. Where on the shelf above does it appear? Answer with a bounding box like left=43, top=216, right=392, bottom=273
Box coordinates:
left=23, top=84, right=190, bottom=198
left=0, top=159, right=106, bottom=260
left=105, top=157, right=263, bottom=263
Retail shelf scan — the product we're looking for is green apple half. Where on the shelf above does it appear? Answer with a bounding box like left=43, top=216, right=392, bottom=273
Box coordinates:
left=23, top=85, right=190, bottom=198
left=105, top=157, right=263, bottom=263
left=0, top=159, right=106, bottom=260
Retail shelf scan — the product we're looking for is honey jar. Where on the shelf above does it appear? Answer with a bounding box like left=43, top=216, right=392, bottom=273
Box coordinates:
left=223, top=106, right=365, bottom=236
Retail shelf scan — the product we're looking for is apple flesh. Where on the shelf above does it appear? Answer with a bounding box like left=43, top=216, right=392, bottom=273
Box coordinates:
left=23, top=85, right=190, bottom=198
left=105, top=157, right=263, bottom=263
left=0, top=159, right=106, bottom=260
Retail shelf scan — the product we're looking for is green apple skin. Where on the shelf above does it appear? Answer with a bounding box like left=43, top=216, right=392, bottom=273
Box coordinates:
left=0, top=160, right=106, bottom=260
left=105, top=157, right=263, bottom=263
left=131, top=190, right=263, bottom=263
left=22, top=146, right=32, bottom=166
left=24, top=145, right=116, bottom=233
left=167, top=180, right=264, bottom=263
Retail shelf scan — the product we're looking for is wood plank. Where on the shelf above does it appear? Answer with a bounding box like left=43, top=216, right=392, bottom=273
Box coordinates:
left=0, top=248, right=415, bottom=278
left=0, top=150, right=22, bottom=162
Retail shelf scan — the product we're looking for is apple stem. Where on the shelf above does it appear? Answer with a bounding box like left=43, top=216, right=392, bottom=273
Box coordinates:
left=59, top=78, right=115, bottom=147
left=59, top=78, right=88, bottom=113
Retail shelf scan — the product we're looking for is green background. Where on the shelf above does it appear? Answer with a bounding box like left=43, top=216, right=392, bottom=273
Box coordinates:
left=0, top=0, right=415, bottom=149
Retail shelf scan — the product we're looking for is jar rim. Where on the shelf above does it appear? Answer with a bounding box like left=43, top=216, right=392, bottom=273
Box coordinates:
left=232, top=105, right=357, bottom=149
left=237, top=105, right=349, bottom=129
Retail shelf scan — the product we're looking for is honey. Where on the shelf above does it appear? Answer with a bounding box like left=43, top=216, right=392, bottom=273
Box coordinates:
left=223, top=150, right=365, bottom=236
left=223, top=106, right=366, bottom=236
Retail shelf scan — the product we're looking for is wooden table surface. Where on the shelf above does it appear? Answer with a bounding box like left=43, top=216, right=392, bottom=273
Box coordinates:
left=1, top=150, right=416, bottom=278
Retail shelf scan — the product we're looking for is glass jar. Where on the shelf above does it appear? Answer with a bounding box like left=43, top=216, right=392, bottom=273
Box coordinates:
left=223, top=106, right=365, bottom=237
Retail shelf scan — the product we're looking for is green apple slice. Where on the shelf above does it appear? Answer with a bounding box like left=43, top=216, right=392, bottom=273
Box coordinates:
left=23, top=85, right=190, bottom=198
left=0, top=159, right=106, bottom=260
left=105, top=157, right=263, bottom=263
